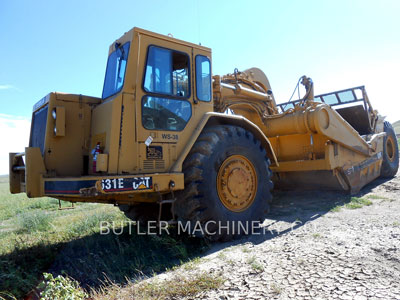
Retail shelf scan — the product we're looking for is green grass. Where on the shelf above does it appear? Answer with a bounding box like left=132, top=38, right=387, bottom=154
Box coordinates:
left=345, top=197, right=372, bottom=209
left=330, top=205, right=342, bottom=212
left=181, top=257, right=203, bottom=271
left=217, top=251, right=227, bottom=261
left=241, top=245, right=251, bottom=253
left=17, top=210, right=53, bottom=233
left=0, top=177, right=209, bottom=299
left=330, top=196, right=373, bottom=212
left=39, top=273, right=87, bottom=300
left=365, top=194, right=392, bottom=202
left=270, top=283, right=282, bottom=295
left=366, top=194, right=384, bottom=200
left=93, top=272, right=224, bottom=300
left=246, top=255, right=264, bottom=272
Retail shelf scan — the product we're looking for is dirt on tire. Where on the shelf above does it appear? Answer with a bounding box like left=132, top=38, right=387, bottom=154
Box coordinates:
left=173, top=125, right=273, bottom=242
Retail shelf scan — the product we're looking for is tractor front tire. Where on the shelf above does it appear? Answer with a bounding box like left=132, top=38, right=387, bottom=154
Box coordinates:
left=174, top=125, right=273, bottom=241
left=380, top=121, right=399, bottom=178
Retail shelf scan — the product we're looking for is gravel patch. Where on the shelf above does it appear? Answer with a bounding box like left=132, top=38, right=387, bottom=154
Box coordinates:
left=181, top=171, right=400, bottom=300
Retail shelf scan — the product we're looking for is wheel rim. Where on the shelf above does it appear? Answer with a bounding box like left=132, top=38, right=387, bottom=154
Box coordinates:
left=386, top=135, right=395, bottom=162
left=217, top=155, right=258, bottom=212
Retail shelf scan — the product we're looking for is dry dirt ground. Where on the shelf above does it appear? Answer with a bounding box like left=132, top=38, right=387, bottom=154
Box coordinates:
left=149, top=170, right=400, bottom=300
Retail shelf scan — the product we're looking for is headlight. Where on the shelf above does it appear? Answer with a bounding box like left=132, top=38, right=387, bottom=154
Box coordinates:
left=52, top=106, right=66, bottom=137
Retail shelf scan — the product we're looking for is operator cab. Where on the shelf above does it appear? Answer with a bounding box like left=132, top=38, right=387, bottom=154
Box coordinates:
left=91, top=27, right=213, bottom=175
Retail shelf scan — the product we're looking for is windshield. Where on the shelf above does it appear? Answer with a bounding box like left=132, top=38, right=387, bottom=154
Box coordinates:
left=102, top=42, right=130, bottom=99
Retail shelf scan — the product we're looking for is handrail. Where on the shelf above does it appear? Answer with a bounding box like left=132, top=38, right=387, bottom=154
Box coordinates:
left=13, top=166, right=25, bottom=171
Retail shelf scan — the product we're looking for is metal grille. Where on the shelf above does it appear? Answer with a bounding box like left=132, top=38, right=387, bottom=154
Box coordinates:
left=155, top=160, right=165, bottom=169
left=143, top=160, right=165, bottom=170
left=143, top=160, right=154, bottom=170
left=29, top=105, right=48, bottom=155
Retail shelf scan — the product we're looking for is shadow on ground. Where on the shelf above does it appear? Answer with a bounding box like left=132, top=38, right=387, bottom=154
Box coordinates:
left=1, top=176, right=396, bottom=299
left=209, top=175, right=396, bottom=251
left=0, top=226, right=209, bottom=299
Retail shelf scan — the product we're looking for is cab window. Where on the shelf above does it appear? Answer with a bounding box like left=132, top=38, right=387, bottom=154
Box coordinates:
left=142, top=96, right=191, bottom=131
left=195, top=55, right=211, bottom=101
left=102, top=42, right=130, bottom=99
left=144, top=46, right=190, bottom=98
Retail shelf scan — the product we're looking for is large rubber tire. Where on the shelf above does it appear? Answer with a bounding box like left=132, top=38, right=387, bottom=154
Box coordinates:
left=173, top=125, right=273, bottom=241
left=380, top=121, right=399, bottom=178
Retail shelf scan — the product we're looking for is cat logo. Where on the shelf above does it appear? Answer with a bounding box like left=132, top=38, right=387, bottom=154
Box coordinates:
left=137, top=183, right=147, bottom=189
left=132, top=177, right=152, bottom=190
left=146, top=146, right=163, bottom=159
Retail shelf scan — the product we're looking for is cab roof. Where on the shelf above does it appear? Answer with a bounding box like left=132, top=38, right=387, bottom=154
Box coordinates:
left=107, top=27, right=211, bottom=55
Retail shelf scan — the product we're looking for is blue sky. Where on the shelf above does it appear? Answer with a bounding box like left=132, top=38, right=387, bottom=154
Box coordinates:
left=1, top=0, right=399, bottom=174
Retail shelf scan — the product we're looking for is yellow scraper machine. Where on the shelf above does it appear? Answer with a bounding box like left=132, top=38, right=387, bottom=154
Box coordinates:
left=10, top=27, right=399, bottom=240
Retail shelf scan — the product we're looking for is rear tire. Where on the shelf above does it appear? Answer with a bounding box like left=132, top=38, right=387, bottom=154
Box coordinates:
left=380, top=121, right=399, bottom=178
left=173, top=125, right=273, bottom=241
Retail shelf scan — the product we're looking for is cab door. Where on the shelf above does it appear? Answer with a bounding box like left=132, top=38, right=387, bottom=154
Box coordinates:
left=135, top=33, right=194, bottom=173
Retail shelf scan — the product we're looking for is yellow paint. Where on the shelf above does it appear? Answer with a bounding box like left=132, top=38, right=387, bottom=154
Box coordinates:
left=10, top=26, right=391, bottom=204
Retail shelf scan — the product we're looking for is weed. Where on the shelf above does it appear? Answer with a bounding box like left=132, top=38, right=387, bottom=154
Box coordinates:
left=38, top=273, right=87, bottom=300
left=0, top=292, right=17, bottom=300
left=93, top=272, right=224, bottom=300
left=393, top=221, right=399, bottom=227
left=345, top=197, right=372, bottom=209
left=366, top=194, right=384, bottom=200
left=27, top=198, right=59, bottom=210
left=246, top=255, right=256, bottom=264
left=182, top=257, right=202, bottom=271
left=149, top=234, right=189, bottom=259
left=217, top=251, right=227, bottom=260
left=251, top=261, right=264, bottom=272
left=246, top=255, right=264, bottom=272
left=330, top=196, right=373, bottom=212
left=17, top=211, right=52, bottom=233
left=330, top=206, right=341, bottom=212
left=67, top=210, right=121, bottom=237
left=241, top=246, right=251, bottom=253
left=366, top=194, right=394, bottom=202
left=312, top=233, right=322, bottom=239
left=270, top=282, right=282, bottom=294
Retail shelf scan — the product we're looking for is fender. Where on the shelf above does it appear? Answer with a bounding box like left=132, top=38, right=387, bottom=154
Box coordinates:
left=170, top=112, right=279, bottom=172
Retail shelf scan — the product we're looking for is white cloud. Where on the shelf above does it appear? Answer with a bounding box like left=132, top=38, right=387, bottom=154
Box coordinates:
left=0, top=84, right=15, bottom=90
left=0, top=114, right=31, bottom=175
left=313, top=62, right=400, bottom=123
